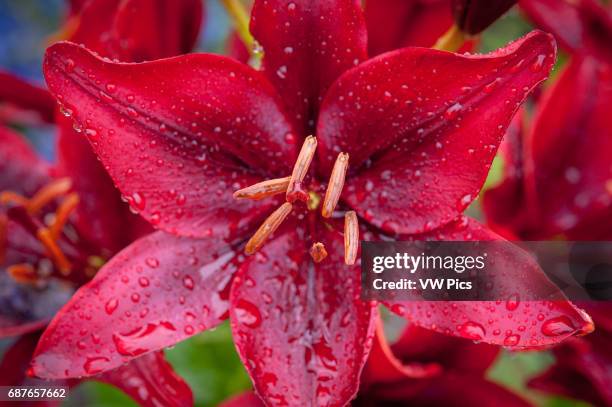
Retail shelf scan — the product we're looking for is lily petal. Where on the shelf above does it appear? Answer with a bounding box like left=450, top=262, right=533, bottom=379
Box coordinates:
left=0, top=71, right=55, bottom=125
left=220, top=392, right=264, bottom=407
left=69, top=0, right=203, bottom=62
left=520, top=0, right=612, bottom=61
left=43, top=41, right=297, bottom=238
left=318, top=30, right=556, bottom=235
left=230, top=225, right=376, bottom=407
left=97, top=351, right=193, bottom=407
left=365, top=0, right=455, bottom=56
left=452, top=0, right=517, bottom=35
left=30, top=231, right=239, bottom=378
left=0, top=332, right=41, bottom=385
left=384, top=217, right=594, bottom=348
left=251, top=0, right=367, bottom=134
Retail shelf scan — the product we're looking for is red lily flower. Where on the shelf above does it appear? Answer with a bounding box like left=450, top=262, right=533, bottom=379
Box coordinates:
left=31, top=1, right=593, bottom=405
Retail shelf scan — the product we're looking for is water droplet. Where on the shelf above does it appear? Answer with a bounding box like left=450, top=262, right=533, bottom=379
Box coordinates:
left=105, top=298, right=119, bottom=315
left=503, top=334, right=520, bottom=347
left=234, top=299, right=262, bottom=328
left=505, top=293, right=520, bottom=311
left=182, top=275, right=195, bottom=290
left=145, top=257, right=159, bottom=268
left=541, top=316, right=575, bottom=337
left=84, top=356, right=110, bottom=375
left=112, top=321, right=177, bottom=356
left=457, top=321, right=485, bottom=340
left=131, top=192, right=146, bottom=211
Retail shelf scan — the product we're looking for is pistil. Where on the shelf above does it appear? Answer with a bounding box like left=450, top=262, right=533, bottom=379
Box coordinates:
left=245, top=202, right=293, bottom=255
left=321, top=153, right=349, bottom=218
left=233, top=176, right=290, bottom=200
left=344, top=211, right=359, bottom=265
left=286, top=136, right=317, bottom=203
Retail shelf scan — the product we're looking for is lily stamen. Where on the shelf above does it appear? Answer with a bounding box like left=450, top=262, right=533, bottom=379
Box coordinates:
left=7, top=263, right=39, bottom=284
left=49, top=193, right=80, bottom=240
left=37, top=227, right=71, bottom=275
left=321, top=152, right=349, bottom=218
left=344, top=211, right=359, bottom=265
left=28, top=178, right=72, bottom=214
left=245, top=202, right=293, bottom=255
left=309, top=242, right=328, bottom=263
left=286, top=135, right=317, bottom=203
left=0, top=191, right=29, bottom=207
left=233, top=176, right=291, bottom=201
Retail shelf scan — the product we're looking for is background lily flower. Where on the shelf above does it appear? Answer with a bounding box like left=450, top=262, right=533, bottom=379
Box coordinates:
left=28, top=1, right=595, bottom=406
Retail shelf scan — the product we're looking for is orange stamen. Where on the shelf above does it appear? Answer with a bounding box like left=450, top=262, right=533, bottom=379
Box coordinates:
left=50, top=193, right=79, bottom=240
left=37, top=227, right=71, bottom=275
left=0, top=191, right=29, bottom=207
left=287, top=136, right=317, bottom=202
left=321, top=152, right=349, bottom=218
left=28, top=178, right=72, bottom=214
left=245, top=202, right=293, bottom=255
left=309, top=242, right=328, bottom=263
left=233, top=176, right=291, bottom=200
left=7, top=263, right=38, bottom=284
left=344, top=211, right=359, bottom=265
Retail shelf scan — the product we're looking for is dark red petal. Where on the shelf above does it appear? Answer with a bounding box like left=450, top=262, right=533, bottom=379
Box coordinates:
left=361, top=318, right=441, bottom=386
left=55, top=115, right=152, bottom=253
left=251, top=0, right=367, bottom=134
left=384, top=217, right=594, bottom=348
left=230, top=225, right=376, bottom=407
left=0, top=126, right=49, bottom=195
left=226, top=32, right=250, bottom=64
left=97, top=351, right=193, bottom=407
left=220, top=392, right=265, bottom=407
left=30, top=231, right=239, bottom=378
left=529, top=330, right=612, bottom=406
left=452, top=0, right=518, bottom=35
left=318, top=30, right=555, bottom=235
left=0, top=71, right=55, bottom=124
left=0, top=332, right=40, bottom=385
left=482, top=108, right=532, bottom=240
left=361, top=373, right=531, bottom=406
left=520, top=0, right=612, bottom=60
left=365, top=0, right=454, bottom=56
left=0, top=272, right=73, bottom=338
left=69, top=0, right=203, bottom=62
left=391, top=324, right=499, bottom=374
left=43, top=41, right=297, bottom=238
left=525, top=57, right=612, bottom=240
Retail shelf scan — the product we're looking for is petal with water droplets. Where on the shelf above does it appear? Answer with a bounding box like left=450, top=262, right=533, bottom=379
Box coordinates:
left=251, top=0, right=367, bottom=134
left=97, top=351, right=193, bottom=407
left=384, top=218, right=594, bottom=348
left=30, top=231, right=239, bottom=378
left=230, top=225, right=376, bottom=407
left=43, top=42, right=297, bottom=238
left=318, top=30, right=556, bottom=235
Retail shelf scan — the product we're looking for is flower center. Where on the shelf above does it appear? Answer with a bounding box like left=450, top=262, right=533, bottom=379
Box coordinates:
left=0, top=178, right=88, bottom=283
left=233, top=136, right=359, bottom=265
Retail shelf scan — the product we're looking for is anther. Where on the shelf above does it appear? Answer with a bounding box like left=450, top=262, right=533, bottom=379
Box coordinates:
left=287, top=136, right=317, bottom=203
left=245, top=202, right=293, bottom=255
left=233, top=176, right=291, bottom=201
left=49, top=193, right=79, bottom=240
left=7, top=263, right=38, bottom=284
left=309, top=242, right=328, bottom=263
left=321, top=152, right=349, bottom=218
left=0, top=191, right=29, bottom=207
left=28, top=178, right=72, bottom=214
left=344, top=211, right=359, bottom=265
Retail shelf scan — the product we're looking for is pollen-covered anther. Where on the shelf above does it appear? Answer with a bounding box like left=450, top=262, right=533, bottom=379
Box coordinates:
left=344, top=211, right=359, bottom=265
left=245, top=202, right=293, bottom=255
left=7, top=263, right=39, bottom=284
left=286, top=135, right=317, bottom=203
left=322, top=152, right=349, bottom=218
left=309, top=242, right=328, bottom=263
left=233, top=176, right=291, bottom=200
